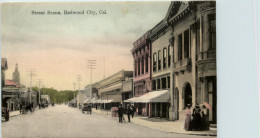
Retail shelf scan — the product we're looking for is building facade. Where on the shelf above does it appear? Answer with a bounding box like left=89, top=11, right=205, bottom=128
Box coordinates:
left=131, top=31, right=152, bottom=116
left=149, top=20, right=172, bottom=119
left=165, top=1, right=216, bottom=123
left=95, top=70, right=133, bottom=110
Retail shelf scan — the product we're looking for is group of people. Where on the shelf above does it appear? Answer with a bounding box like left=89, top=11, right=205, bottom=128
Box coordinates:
left=117, top=104, right=135, bottom=123
left=184, top=104, right=209, bottom=131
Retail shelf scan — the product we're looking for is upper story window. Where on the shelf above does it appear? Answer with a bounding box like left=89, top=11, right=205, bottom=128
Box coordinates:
left=145, top=53, right=148, bottom=73
left=153, top=53, right=157, bottom=72
left=158, top=50, right=161, bottom=70
left=209, top=14, right=216, bottom=50
left=184, top=29, right=190, bottom=59
left=178, top=34, right=182, bottom=61
left=163, top=48, right=167, bottom=69
left=134, top=60, right=137, bottom=76
left=168, top=46, right=171, bottom=67
left=138, top=58, right=140, bottom=76
left=141, top=56, right=144, bottom=74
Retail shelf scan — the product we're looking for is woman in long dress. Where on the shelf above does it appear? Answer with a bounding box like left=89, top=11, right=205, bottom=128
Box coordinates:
left=192, top=104, right=202, bottom=131
left=201, top=105, right=209, bottom=130
left=184, top=104, right=192, bottom=131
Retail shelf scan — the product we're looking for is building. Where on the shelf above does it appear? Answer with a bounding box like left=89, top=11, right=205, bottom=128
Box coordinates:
left=130, top=32, right=152, bottom=115
left=95, top=70, right=133, bottom=110
left=12, top=63, right=21, bottom=86
left=121, top=78, right=133, bottom=103
left=2, top=79, right=21, bottom=111
left=149, top=19, right=172, bottom=119
left=165, top=1, right=216, bottom=123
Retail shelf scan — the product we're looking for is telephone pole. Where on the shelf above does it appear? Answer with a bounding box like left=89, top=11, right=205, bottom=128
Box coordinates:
left=87, top=59, right=96, bottom=100
left=28, top=69, right=36, bottom=103
left=37, top=79, right=42, bottom=105
left=76, top=75, right=81, bottom=107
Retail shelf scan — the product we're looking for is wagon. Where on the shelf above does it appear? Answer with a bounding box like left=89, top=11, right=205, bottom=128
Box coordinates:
left=82, top=105, right=92, bottom=114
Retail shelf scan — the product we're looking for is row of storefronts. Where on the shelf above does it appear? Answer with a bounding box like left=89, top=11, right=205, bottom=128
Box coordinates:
left=127, top=1, right=216, bottom=124
left=77, top=1, right=216, bottom=125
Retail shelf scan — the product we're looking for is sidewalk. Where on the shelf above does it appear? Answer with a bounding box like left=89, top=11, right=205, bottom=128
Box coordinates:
left=9, top=111, right=21, bottom=117
left=92, top=109, right=217, bottom=136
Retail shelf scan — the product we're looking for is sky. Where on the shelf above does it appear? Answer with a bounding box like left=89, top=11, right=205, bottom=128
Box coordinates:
left=1, top=2, right=170, bottom=90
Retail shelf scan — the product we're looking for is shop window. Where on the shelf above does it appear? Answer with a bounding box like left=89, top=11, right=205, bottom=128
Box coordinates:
left=158, top=50, right=161, bottom=70
left=163, top=48, right=167, bottom=69
left=178, top=34, right=182, bottom=61
left=184, top=29, right=190, bottom=58
left=168, top=46, right=171, bottom=67
left=153, top=53, right=157, bottom=72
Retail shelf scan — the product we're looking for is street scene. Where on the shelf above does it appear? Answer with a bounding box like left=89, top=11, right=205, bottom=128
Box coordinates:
left=2, top=105, right=215, bottom=138
left=1, top=1, right=217, bottom=137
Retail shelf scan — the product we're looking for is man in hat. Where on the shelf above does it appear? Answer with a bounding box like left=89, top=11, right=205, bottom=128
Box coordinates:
left=126, top=104, right=132, bottom=122
left=117, top=104, right=124, bottom=123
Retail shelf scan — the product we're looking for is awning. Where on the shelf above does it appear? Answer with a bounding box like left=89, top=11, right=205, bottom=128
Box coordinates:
left=124, top=90, right=170, bottom=103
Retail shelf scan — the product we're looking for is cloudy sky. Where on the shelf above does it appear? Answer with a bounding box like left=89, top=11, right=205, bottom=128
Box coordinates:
left=1, top=2, right=170, bottom=90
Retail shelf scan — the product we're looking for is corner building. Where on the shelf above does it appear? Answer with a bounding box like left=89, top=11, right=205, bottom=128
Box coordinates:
left=166, top=1, right=216, bottom=123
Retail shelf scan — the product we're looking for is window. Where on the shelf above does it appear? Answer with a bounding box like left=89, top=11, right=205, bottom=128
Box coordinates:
left=196, top=21, right=200, bottom=58
left=153, top=53, right=157, bottom=72
left=152, top=80, right=156, bottom=90
left=184, top=29, right=190, bottom=58
left=163, top=48, right=167, bottom=69
left=209, top=14, right=216, bottom=50
left=138, top=58, right=140, bottom=75
left=168, top=46, right=171, bottom=67
left=162, top=77, right=166, bottom=89
left=178, top=34, right=182, bottom=61
left=157, top=79, right=161, bottom=90
left=158, top=50, right=161, bottom=70
left=167, top=76, right=170, bottom=88
left=145, top=54, right=148, bottom=73
left=134, top=60, right=137, bottom=76
left=141, top=56, right=144, bottom=74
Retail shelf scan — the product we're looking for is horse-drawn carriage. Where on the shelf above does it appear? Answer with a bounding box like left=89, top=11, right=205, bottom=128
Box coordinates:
left=82, top=103, right=92, bottom=114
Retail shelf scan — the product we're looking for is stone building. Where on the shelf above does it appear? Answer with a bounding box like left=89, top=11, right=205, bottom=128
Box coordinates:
left=165, top=1, right=216, bottom=123
left=12, top=63, right=20, bottom=86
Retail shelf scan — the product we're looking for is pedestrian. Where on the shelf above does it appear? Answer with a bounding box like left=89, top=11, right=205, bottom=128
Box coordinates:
left=201, top=105, right=209, bottom=130
left=191, top=104, right=202, bottom=131
left=126, top=104, right=131, bottom=122
left=130, top=104, right=135, bottom=118
left=184, top=104, right=191, bottom=131
left=117, top=105, right=124, bottom=123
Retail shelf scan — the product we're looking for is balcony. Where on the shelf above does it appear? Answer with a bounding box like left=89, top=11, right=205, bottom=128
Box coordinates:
left=173, top=58, right=191, bottom=74
left=196, top=50, right=216, bottom=77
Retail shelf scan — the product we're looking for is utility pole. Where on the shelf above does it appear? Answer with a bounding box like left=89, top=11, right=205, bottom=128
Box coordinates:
left=76, top=75, right=81, bottom=108
left=37, top=79, right=42, bottom=105
left=73, top=82, right=76, bottom=100
left=28, top=69, right=36, bottom=103
left=87, top=59, right=96, bottom=100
